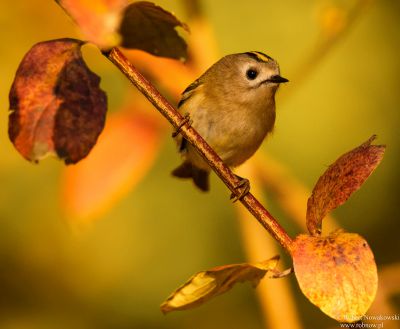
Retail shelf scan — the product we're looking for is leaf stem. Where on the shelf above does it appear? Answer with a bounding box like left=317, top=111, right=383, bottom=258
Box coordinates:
left=105, top=47, right=294, bottom=253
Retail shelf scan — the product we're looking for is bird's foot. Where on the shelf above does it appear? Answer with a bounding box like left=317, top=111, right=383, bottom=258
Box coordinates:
left=230, top=175, right=250, bottom=202
left=172, top=113, right=192, bottom=138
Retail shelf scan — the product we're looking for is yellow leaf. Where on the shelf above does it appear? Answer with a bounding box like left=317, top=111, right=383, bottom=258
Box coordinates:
left=292, top=231, right=378, bottom=322
left=160, top=256, right=279, bottom=314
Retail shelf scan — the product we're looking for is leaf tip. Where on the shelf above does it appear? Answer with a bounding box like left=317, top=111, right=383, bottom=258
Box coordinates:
left=365, top=134, right=377, bottom=145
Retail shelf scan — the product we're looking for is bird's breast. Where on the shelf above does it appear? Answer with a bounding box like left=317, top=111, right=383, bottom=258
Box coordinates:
left=196, top=101, right=276, bottom=167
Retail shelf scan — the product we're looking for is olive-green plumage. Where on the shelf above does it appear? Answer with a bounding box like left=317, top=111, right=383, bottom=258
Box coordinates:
left=172, top=51, right=288, bottom=191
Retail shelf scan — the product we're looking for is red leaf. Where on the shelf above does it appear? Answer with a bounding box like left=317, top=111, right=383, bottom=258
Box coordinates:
left=9, top=39, right=107, bottom=164
left=306, top=136, right=385, bottom=235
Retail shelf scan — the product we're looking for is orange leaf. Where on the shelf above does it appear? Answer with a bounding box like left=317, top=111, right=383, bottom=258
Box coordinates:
left=307, top=135, right=385, bottom=235
left=160, top=256, right=280, bottom=314
left=56, top=0, right=127, bottom=49
left=9, top=38, right=107, bottom=164
left=292, top=231, right=378, bottom=322
left=125, top=49, right=195, bottom=97
left=61, top=110, right=161, bottom=224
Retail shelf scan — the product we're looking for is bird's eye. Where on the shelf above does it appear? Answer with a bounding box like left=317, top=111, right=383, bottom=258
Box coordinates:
left=246, top=69, right=258, bottom=80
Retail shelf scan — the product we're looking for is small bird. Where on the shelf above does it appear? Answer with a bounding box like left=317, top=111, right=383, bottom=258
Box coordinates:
left=172, top=51, right=288, bottom=194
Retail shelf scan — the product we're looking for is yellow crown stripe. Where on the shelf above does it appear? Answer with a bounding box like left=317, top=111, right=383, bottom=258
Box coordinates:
left=250, top=51, right=270, bottom=62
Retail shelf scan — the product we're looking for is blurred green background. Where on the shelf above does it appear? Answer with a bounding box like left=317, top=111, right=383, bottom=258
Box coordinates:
left=0, top=1, right=399, bottom=328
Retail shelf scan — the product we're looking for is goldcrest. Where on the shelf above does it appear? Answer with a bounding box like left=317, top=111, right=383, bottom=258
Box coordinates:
left=172, top=51, right=288, bottom=191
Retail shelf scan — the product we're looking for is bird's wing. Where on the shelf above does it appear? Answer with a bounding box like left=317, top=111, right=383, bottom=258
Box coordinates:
left=176, top=79, right=203, bottom=152
left=178, top=79, right=202, bottom=109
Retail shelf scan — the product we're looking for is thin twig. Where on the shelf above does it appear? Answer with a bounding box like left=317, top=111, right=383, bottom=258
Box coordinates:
left=105, top=47, right=294, bottom=253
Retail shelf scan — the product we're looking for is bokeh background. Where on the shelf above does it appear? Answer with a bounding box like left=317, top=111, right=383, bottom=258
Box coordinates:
left=0, top=0, right=399, bottom=328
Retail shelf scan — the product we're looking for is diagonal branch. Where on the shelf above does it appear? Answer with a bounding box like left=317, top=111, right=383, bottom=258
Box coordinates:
left=105, top=47, right=293, bottom=253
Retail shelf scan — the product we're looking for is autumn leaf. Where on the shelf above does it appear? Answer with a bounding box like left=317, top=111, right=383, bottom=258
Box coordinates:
left=306, top=135, right=385, bottom=235
left=56, top=0, right=188, bottom=58
left=292, top=231, right=378, bottom=322
left=61, top=110, right=161, bottom=224
left=119, top=1, right=189, bottom=60
left=9, top=39, right=107, bottom=164
left=161, top=256, right=280, bottom=314
left=55, top=0, right=128, bottom=49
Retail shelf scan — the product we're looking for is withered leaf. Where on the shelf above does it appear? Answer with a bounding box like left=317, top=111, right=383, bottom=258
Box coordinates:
left=161, top=256, right=280, bottom=314
left=9, top=38, right=107, bottom=164
left=307, top=135, right=385, bottom=235
left=119, top=1, right=189, bottom=60
left=56, top=0, right=127, bottom=49
left=292, top=231, right=378, bottom=322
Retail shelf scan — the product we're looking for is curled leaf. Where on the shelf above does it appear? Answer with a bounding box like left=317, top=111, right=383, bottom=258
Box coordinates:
left=119, top=1, right=189, bottom=60
left=61, top=110, right=161, bottom=224
left=292, top=231, right=378, bottom=322
left=160, top=256, right=279, bottom=314
left=307, top=135, right=385, bottom=235
left=56, top=0, right=127, bottom=49
left=9, top=39, right=107, bottom=164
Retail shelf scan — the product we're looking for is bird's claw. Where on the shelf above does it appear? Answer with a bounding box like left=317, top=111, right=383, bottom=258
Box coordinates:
left=230, top=176, right=250, bottom=202
left=172, top=113, right=192, bottom=138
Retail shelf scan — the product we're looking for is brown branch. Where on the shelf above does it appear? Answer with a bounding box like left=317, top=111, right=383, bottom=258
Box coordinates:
left=105, top=47, right=293, bottom=253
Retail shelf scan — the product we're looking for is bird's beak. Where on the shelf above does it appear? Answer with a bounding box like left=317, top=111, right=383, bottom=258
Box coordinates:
left=267, top=75, right=289, bottom=83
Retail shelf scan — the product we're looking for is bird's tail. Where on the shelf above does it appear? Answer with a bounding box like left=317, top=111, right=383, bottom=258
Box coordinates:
left=171, top=162, right=210, bottom=192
